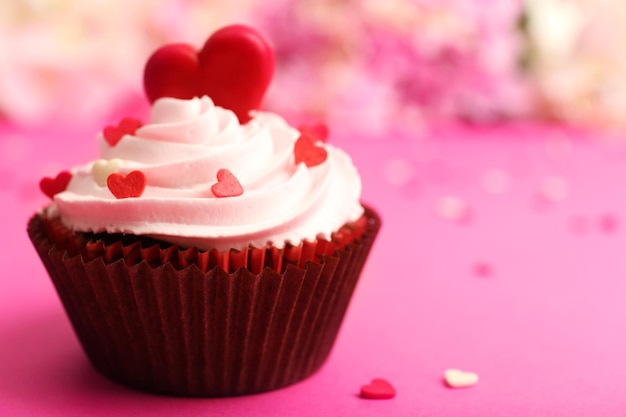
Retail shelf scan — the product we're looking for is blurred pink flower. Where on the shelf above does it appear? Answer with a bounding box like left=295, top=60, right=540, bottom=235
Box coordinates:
left=253, top=0, right=530, bottom=136
left=1, top=0, right=529, bottom=135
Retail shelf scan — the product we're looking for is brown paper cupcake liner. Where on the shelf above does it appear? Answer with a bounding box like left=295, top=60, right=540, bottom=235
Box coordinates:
left=28, top=205, right=381, bottom=397
left=37, top=210, right=370, bottom=275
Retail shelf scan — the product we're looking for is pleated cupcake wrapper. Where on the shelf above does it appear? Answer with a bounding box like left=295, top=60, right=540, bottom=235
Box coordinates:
left=37, top=211, right=371, bottom=275
left=28, top=206, right=381, bottom=397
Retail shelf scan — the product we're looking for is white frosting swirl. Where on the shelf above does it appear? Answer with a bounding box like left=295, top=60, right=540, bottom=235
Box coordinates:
left=52, top=96, right=364, bottom=251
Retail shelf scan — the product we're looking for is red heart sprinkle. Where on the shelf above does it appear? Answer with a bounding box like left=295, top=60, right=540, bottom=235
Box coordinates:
left=39, top=171, right=72, bottom=199
left=294, top=133, right=328, bottom=168
left=103, top=117, right=143, bottom=147
left=107, top=171, right=147, bottom=199
left=211, top=169, right=243, bottom=198
left=143, top=24, right=274, bottom=124
left=360, top=378, right=396, bottom=400
left=298, top=123, right=329, bottom=142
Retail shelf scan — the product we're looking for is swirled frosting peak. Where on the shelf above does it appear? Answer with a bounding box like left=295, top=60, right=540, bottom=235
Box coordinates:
left=50, top=96, right=364, bottom=251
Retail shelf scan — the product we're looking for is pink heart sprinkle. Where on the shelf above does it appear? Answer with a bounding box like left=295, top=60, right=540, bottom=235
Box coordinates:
left=211, top=169, right=243, bottom=198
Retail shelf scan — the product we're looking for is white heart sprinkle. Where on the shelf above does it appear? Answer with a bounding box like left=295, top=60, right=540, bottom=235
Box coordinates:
left=444, top=368, right=479, bottom=388
left=92, top=158, right=123, bottom=187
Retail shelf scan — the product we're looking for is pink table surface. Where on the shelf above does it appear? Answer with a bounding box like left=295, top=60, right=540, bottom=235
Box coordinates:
left=2, top=121, right=626, bottom=416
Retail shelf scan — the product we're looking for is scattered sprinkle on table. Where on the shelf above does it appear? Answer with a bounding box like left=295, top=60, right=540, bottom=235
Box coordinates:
left=444, top=369, right=479, bottom=389
left=360, top=378, right=396, bottom=399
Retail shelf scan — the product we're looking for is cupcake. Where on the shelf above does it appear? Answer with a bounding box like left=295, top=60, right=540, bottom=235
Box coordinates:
left=28, top=24, right=380, bottom=397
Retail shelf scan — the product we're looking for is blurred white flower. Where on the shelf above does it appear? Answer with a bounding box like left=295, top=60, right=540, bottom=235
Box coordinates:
left=525, top=0, right=626, bottom=129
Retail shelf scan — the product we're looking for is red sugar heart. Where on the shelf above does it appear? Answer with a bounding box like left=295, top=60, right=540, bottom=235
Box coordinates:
left=103, top=117, right=143, bottom=147
left=360, top=378, right=396, bottom=400
left=294, top=133, right=328, bottom=168
left=143, top=24, right=274, bottom=124
left=298, top=123, right=329, bottom=142
left=107, top=171, right=147, bottom=199
left=211, top=169, right=243, bottom=198
left=40, top=171, right=72, bottom=199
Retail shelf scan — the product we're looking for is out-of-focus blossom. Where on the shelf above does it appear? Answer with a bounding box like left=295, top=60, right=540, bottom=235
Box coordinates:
left=0, top=0, right=255, bottom=127
left=525, top=0, right=626, bottom=130
left=255, top=0, right=530, bottom=136
left=1, top=0, right=528, bottom=135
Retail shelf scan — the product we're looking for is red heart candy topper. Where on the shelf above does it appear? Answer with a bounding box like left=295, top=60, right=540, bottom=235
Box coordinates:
left=143, top=25, right=275, bottom=124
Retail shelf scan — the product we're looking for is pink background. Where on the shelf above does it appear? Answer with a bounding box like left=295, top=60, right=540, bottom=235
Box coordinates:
left=3, top=122, right=626, bottom=415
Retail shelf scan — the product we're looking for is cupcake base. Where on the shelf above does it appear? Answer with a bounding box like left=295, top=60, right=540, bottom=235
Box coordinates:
left=28, top=205, right=381, bottom=397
